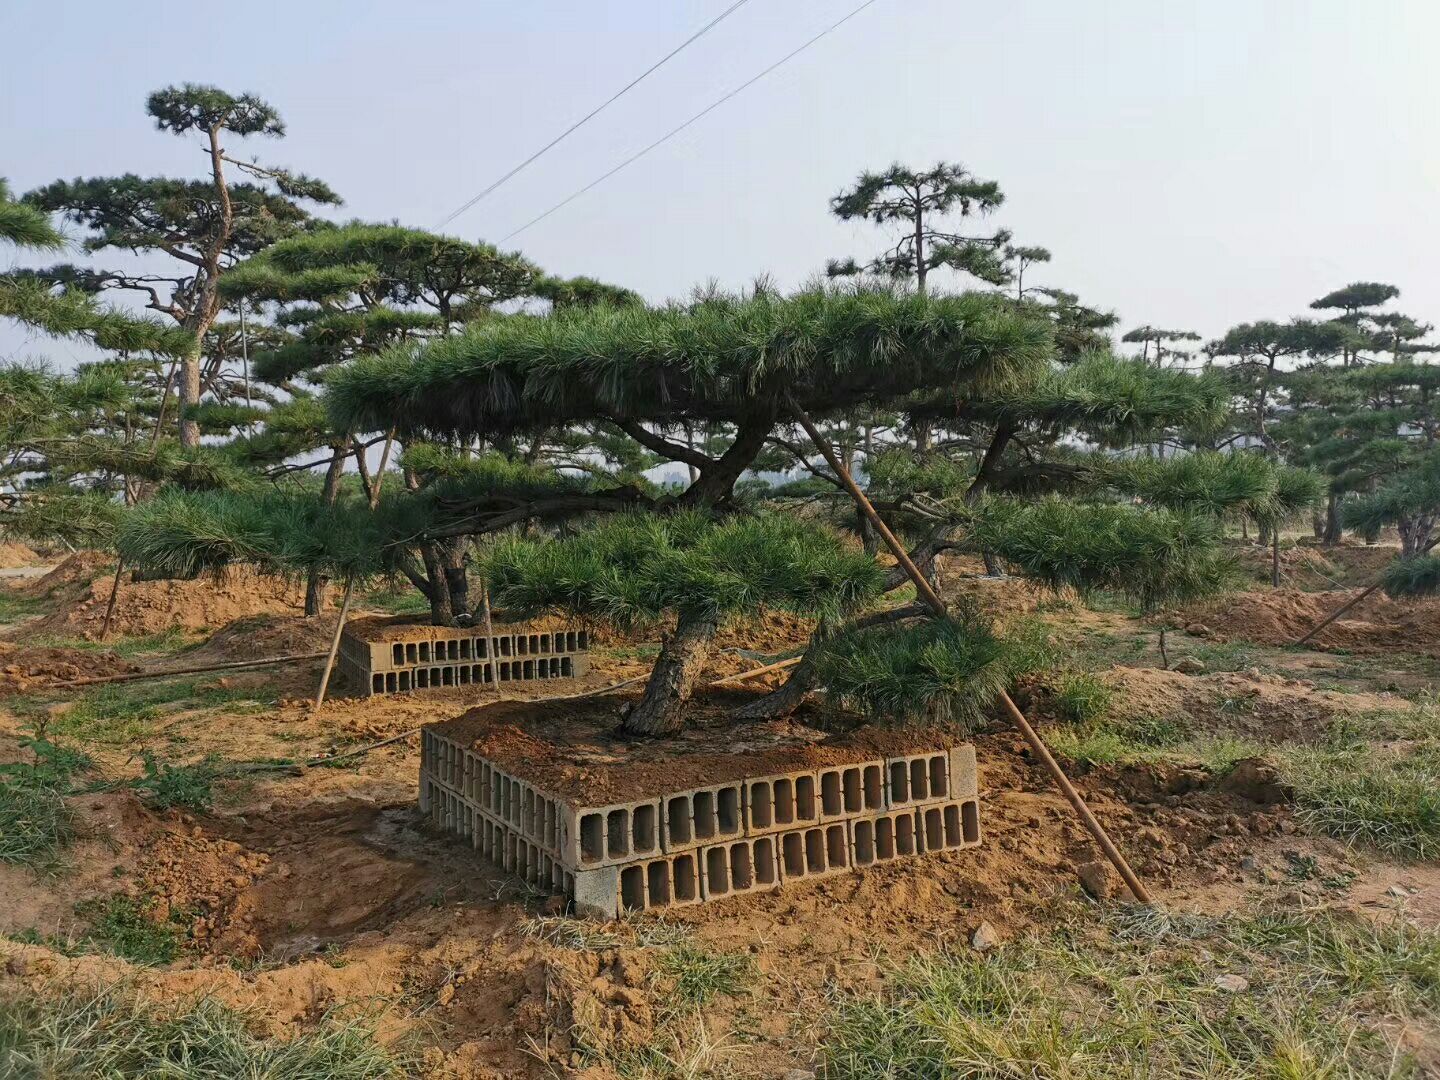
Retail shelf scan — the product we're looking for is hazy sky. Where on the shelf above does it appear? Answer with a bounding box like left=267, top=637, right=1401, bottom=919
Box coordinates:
left=4, top=0, right=1439, bottom=368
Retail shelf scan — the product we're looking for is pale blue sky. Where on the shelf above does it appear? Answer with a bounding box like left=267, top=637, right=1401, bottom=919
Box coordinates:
left=3, top=0, right=1439, bottom=368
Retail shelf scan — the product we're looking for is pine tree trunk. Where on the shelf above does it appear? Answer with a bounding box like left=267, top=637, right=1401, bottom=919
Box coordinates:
left=178, top=341, right=202, bottom=448
left=1321, top=492, right=1343, bottom=546
left=421, top=541, right=455, bottom=625
left=304, top=441, right=350, bottom=617
left=622, top=611, right=717, bottom=736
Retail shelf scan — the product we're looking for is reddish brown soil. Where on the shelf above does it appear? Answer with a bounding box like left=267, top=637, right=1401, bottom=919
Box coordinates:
left=12, top=554, right=314, bottom=639
left=0, top=642, right=138, bottom=695
left=1184, top=587, right=1440, bottom=654
left=179, top=613, right=341, bottom=666
left=0, top=541, right=41, bottom=569
left=437, top=691, right=968, bottom=804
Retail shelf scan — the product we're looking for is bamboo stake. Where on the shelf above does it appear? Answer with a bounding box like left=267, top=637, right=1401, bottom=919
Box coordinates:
left=313, top=577, right=356, bottom=712
left=709, top=655, right=802, bottom=686
left=788, top=396, right=1152, bottom=904
left=98, top=559, right=126, bottom=641
left=1294, top=532, right=1440, bottom=646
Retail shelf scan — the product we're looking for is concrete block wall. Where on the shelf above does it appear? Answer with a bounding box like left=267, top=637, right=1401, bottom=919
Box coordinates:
left=340, top=625, right=591, bottom=697
left=420, top=725, right=982, bottom=918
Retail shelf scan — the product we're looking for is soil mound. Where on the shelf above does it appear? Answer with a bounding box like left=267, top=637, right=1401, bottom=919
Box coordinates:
left=0, top=541, right=41, bottom=569
left=184, top=613, right=340, bottom=666
left=1185, top=587, right=1440, bottom=654
left=0, top=642, right=138, bottom=694
left=1104, top=665, right=1391, bottom=744
left=19, top=556, right=311, bottom=639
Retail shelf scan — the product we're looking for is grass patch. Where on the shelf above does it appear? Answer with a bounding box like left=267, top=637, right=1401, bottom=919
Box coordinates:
left=15, top=678, right=276, bottom=746
left=1050, top=671, right=1113, bottom=724
left=30, top=626, right=196, bottom=659
left=816, top=905, right=1439, bottom=1079
left=362, top=585, right=430, bottom=616
left=131, top=751, right=218, bottom=812
left=0, top=985, right=414, bottom=1078
left=1282, top=743, right=1440, bottom=859
left=652, top=942, right=755, bottom=1008
left=0, top=588, right=46, bottom=625
left=73, top=895, right=186, bottom=966
left=0, top=737, right=90, bottom=867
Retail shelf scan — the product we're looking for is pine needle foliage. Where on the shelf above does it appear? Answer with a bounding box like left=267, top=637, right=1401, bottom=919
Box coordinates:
left=0, top=177, right=65, bottom=249
left=1104, top=451, right=1323, bottom=526
left=1382, top=556, right=1440, bottom=599
left=817, top=616, right=1042, bottom=726
left=965, top=496, right=1233, bottom=613
left=486, top=511, right=883, bottom=630
left=116, top=490, right=382, bottom=581
left=325, top=285, right=1052, bottom=439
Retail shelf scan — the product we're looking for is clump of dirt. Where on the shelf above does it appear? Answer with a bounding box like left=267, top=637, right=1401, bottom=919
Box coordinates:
left=183, top=613, right=341, bottom=666
left=1184, top=587, right=1440, bottom=654
left=138, top=825, right=270, bottom=955
left=18, top=554, right=312, bottom=638
left=1103, top=665, right=1394, bottom=744
left=0, top=541, right=41, bottom=568
left=713, top=609, right=815, bottom=653
left=0, top=641, right=138, bottom=694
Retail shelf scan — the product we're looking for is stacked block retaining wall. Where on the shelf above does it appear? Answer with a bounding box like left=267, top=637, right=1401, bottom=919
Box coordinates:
left=340, top=625, right=591, bottom=696
left=420, top=729, right=980, bottom=917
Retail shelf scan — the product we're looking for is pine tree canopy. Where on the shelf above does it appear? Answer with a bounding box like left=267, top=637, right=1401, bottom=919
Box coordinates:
left=1310, top=282, right=1399, bottom=314
left=146, top=84, right=285, bottom=137
left=485, top=511, right=884, bottom=631
left=0, top=178, right=64, bottom=250
left=324, top=285, right=1051, bottom=440
left=1383, top=555, right=1440, bottom=598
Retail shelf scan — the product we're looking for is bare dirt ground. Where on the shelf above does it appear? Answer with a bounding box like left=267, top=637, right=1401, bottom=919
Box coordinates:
left=1, top=543, right=1438, bottom=1077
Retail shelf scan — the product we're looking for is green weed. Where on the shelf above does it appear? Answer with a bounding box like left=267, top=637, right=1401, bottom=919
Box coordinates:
left=1051, top=671, right=1114, bottom=724
left=816, top=906, right=1438, bottom=1078
left=0, top=985, right=414, bottom=1078
left=131, top=751, right=218, bottom=812
left=73, top=895, right=185, bottom=966
left=653, top=943, right=755, bottom=1009
left=0, top=738, right=90, bottom=866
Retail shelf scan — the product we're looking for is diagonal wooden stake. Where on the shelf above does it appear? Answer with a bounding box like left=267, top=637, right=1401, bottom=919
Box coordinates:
left=789, top=397, right=1152, bottom=904
left=1294, top=531, right=1440, bottom=646
left=313, top=576, right=356, bottom=712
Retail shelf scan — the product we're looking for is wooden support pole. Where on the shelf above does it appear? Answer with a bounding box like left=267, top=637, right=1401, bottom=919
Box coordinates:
left=709, top=655, right=802, bottom=687
left=313, top=577, right=356, bottom=712
left=99, top=559, right=126, bottom=641
left=67, top=652, right=328, bottom=688
left=1294, top=532, right=1440, bottom=646
left=788, top=396, right=1153, bottom=905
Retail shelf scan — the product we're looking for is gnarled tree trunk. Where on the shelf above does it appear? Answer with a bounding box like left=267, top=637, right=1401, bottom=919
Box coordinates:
left=621, top=610, right=718, bottom=736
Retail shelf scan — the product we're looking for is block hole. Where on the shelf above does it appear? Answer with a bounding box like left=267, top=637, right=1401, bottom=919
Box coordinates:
left=750, top=782, right=773, bottom=829
left=910, top=759, right=930, bottom=800
left=896, top=814, right=918, bottom=856
left=705, top=848, right=729, bottom=896
left=647, top=861, right=671, bottom=907
left=667, top=796, right=692, bottom=845
left=826, top=824, right=848, bottom=868
left=620, top=866, right=646, bottom=912
left=929, top=755, right=948, bottom=797
left=693, top=791, right=717, bottom=840
left=853, top=819, right=876, bottom=866
left=606, top=808, right=630, bottom=859
left=673, top=855, right=699, bottom=902
left=561, top=657, right=573, bottom=677
left=632, top=804, right=658, bottom=853
left=782, top=832, right=806, bottom=877
left=372, top=673, right=384, bottom=694
left=393, top=644, right=405, bottom=665
left=963, top=800, right=980, bottom=843
left=923, top=807, right=943, bottom=851
left=718, top=787, right=741, bottom=834
left=419, top=643, right=430, bottom=662
left=729, top=842, right=754, bottom=889
left=820, top=771, right=842, bottom=817
left=754, top=838, right=778, bottom=885
left=943, top=803, right=963, bottom=847
left=385, top=672, right=397, bottom=692
left=842, top=768, right=862, bottom=813
left=876, top=818, right=896, bottom=860
left=863, top=764, right=884, bottom=810
left=889, top=762, right=909, bottom=803
left=579, top=813, right=604, bottom=864
left=805, top=829, right=827, bottom=874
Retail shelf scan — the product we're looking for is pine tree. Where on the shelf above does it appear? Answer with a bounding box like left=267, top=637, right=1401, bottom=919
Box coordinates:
left=23, top=85, right=340, bottom=447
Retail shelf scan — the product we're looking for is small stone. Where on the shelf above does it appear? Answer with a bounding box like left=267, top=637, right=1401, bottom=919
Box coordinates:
left=1239, top=856, right=1258, bottom=871
left=1171, top=657, right=1206, bottom=675
left=1213, top=973, right=1249, bottom=993
left=971, top=921, right=1001, bottom=951
left=1184, top=623, right=1212, bottom=637
left=1386, top=885, right=1411, bottom=898
left=1076, top=859, right=1122, bottom=900
left=435, top=983, right=455, bottom=1007
left=784, top=1071, right=817, bottom=1080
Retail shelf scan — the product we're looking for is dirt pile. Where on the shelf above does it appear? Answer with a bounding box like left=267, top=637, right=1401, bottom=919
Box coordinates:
left=0, top=541, right=41, bottom=568
left=16, top=554, right=312, bottom=638
left=182, top=613, right=340, bottom=666
left=0, top=642, right=138, bottom=694
left=1185, top=587, right=1440, bottom=654
left=1103, top=665, right=1393, bottom=744
left=138, top=825, right=271, bottom=955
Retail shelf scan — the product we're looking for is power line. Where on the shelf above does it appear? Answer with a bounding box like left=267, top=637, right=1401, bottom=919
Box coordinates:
left=500, top=0, right=882, bottom=244
left=434, top=0, right=753, bottom=230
